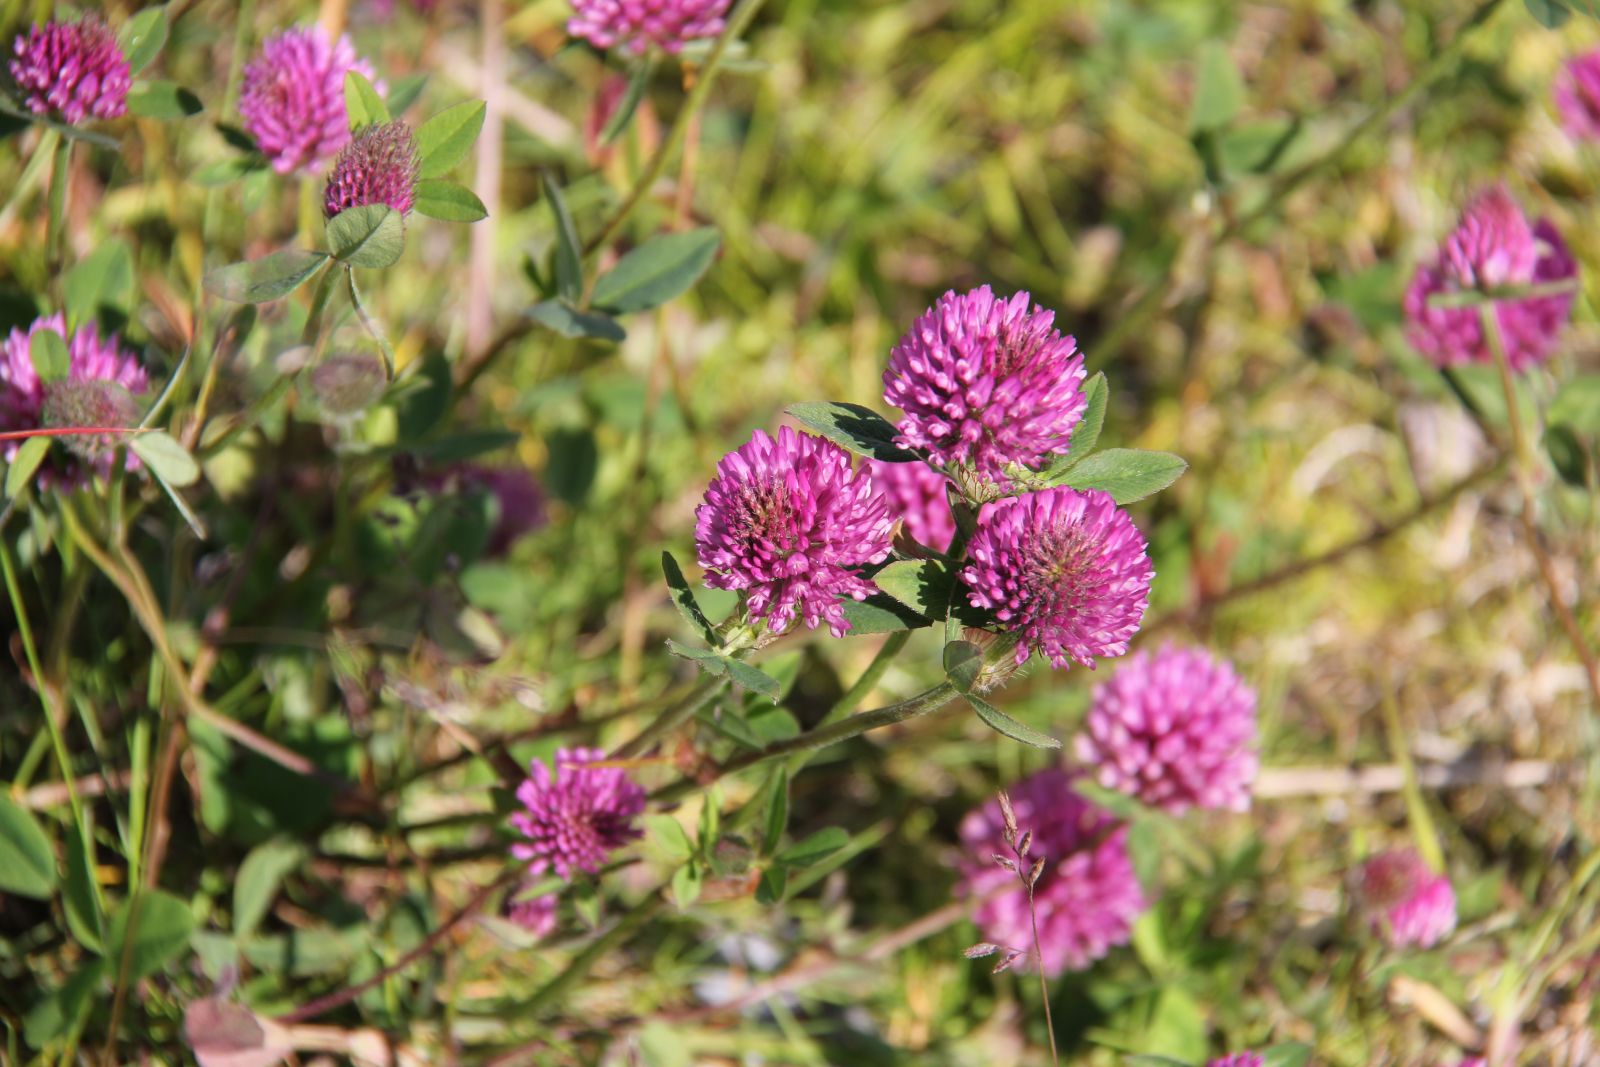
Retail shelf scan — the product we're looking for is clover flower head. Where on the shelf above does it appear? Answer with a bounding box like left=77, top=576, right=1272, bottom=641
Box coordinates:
left=958, top=769, right=1147, bottom=975
left=1077, top=644, right=1258, bottom=814
left=1352, top=848, right=1457, bottom=949
left=960, top=486, right=1152, bottom=670
left=323, top=120, right=419, bottom=218
left=510, top=747, right=646, bottom=880
left=1556, top=50, right=1600, bottom=141
left=1206, top=1056, right=1264, bottom=1067
left=1402, top=186, right=1576, bottom=372
left=883, top=286, right=1086, bottom=485
left=0, top=314, right=148, bottom=485
left=568, top=0, right=733, bottom=55
left=506, top=892, right=558, bottom=938
left=866, top=459, right=956, bottom=553
left=695, top=427, right=893, bottom=637
left=9, top=17, right=130, bottom=124
left=240, top=26, right=377, bottom=175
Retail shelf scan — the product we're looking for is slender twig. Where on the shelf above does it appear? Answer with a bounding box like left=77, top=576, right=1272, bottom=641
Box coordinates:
left=1146, top=459, right=1505, bottom=633
left=1479, top=304, right=1600, bottom=711
left=583, top=0, right=769, bottom=256
left=651, top=680, right=961, bottom=806
left=1090, top=0, right=1506, bottom=370
left=275, top=870, right=519, bottom=1024
left=611, top=676, right=728, bottom=760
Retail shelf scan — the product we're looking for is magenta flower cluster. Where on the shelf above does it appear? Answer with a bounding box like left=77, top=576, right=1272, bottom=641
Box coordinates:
left=506, top=893, right=559, bottom=938
left=1403, top=186, right=1576, bottom=373
left=9, top=18, right=130, bottom=125
left=883, top=286, right=1086, bottom=485
left=961, top=486, right=1152, bottom=670
left=568, top=0, right=732, bottom=55
left=866, top=458, right=956, bottom=553
left=0, top=314, right=148, bottom=481
left=958, top=769, right=1146, bottom=975
left=510, top=747, right=646, bottom=880
left=1556, top=51, right=1600, bottom=141
left=1076, top=644, right=1258, bottom=813
left=1352, top=848, right=1457, bottom=950
left=1206, top=1055, right=1264, bottom=1067
left=323, top=121, right=420, bottom=219
left=695, top=426, right=892, bottom=637
left=240, top=27, right=376, bottom=175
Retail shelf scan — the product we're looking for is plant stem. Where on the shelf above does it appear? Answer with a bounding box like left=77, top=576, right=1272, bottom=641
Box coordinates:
left=652, top=680, right=961, bottom=806
left=612, top=676, right=729, bottom=759
left=519, top=894, right=666, bottom=1015
left=46, top=135, right=71, bottom=273
left=1091, top=0, right=1505, bottom=370
left=1478, top=304, right=1600, bottom=711
left=785, top=630, right=909, bottom=777
left=583, top=0, right=769, bottom=256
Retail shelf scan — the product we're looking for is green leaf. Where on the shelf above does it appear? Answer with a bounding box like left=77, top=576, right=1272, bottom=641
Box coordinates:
left=755, top=865, right=787, bottom=904
left=1525, top=0, right=1573, bottom=27
left=662, top=551, right=718, bottom=644
left=1550, top=374, right=1600, bottom=434
left=5, top=436, right=51, bottom=500
left=386, top=73, right=430, bottom=116
left=638, top=1021, right=693, bottom=1067
left=1545, top=424, right=1591, bottom=487
left=192, top=156, right=265, bottom=186
left=839, top=594, right=933, bottom=634
left=671, top=860, right=703, bottom=909
left=528, top=300, right=625, bottom=341
left=415, top=100, right=486, bottom=179
left=667, top=639, right=727, bottom=674
left=1056, top=448, right=1187, bottom=504
left=327, top=205, right=406, bottom=269
left=872, top=559, right=952, bottom=619
left=760, top=769, right=789, bottom=858
left=643, top=814, right=694, bottom=861
left=1056, top=371, right=1107, bottom=471
left=966, top=693, right=1061, bottom=749
left=120, top=4, right=169, bottom=75
left=63, top=829, right=104, bottom=952
left=0, top=793, right=57, bottom=899
left=1259, top=1044, right=1313, bottom=1067
left=413, top=179, right=488, bottom=222
left=722, top=658, right=783, bottom=704
left=233, top=838, right=303, bottom=941
left=23, top=960, right=104, bottom=1048
left=344, top=70, right=389, bottom=131
left=786, top=401, right=917, bottom=462
left=29, top=330, right=70, bottom=383
left=106, top=890, right=195, bottom=981
left=205, top=249, right=329, bottom=303
left=601, top=60, right=654, bottom=145
left=130, top=430, right=201, bottom=487
left=126, top=80, right=203, bottom=119
left=943, top=640, right=983, bottom=693
left=1443, top=365, right=1539, bottom=434
left=776, top=826, right=849, bottom=867
left=542, top=175, right=583, bottom=303
left=64, top=239, right=134, bottom=330
left=1188, top=41, right=1245, bottom=134
left=1217, top=117, right=1302, bottom=175
left=590, top=228, right=722, bottom=314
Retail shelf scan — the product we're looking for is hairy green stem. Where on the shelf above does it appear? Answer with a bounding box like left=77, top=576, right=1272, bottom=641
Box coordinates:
left=46, top=135, right=70, bottom=273
left=519, top=894, right=666, bottom=1015
left=653, top=680, right=961, bottom=806
left=1091, top=0, right=1505, bottom=371
left=583, top=0, right=769, bottom=257
left=612, top=676, right=728, bottom=760
left=784, top=631, right=909, bottom=778
left=1478, top=304, right=1600, bottom=711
